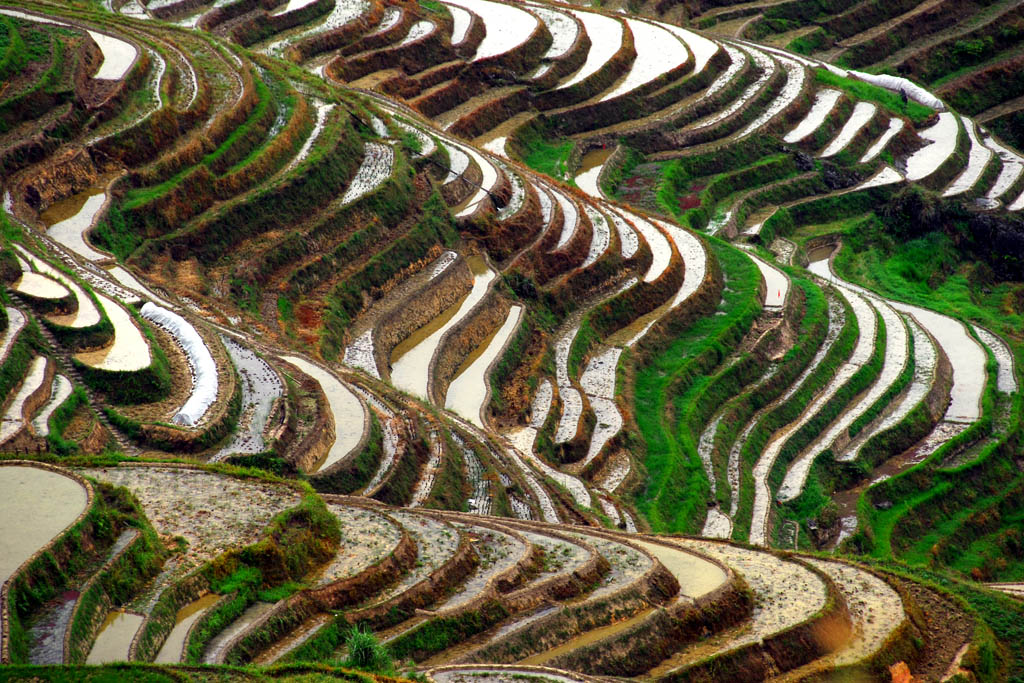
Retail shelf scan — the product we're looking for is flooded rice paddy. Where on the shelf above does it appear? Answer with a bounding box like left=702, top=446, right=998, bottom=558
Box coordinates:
left=154, top=593, right=222, bottom=663
left=40, top=181, right=117, bottom=261
left=281, top=356, right=366, bottom=472
left=0, top=465, right=88, bottom=586
left=73, top=294, right=151, bottom=372
left=86, top=611, right=144, bottom=664
left=391, top=259, right=495, bottom=400
left=445, top=305, right=523, bottom=427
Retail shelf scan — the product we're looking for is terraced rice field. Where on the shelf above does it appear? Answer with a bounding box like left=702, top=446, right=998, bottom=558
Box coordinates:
left=86, top=611, right=144, bottom=664
left=391, top=256, right=495, bottom=400
left=154, top=593, right=221, bottom=663
left=77, top=466, right=300, bottom=572
left=445, top=306, right=523, bottom=427
left=314, top=504, right=402, bottom=585
left=1, top=0, right=1023, bottom=678
left=0, top=465, right=89, bottom=585
left=73, top=295, right=151, bottom=371
left=41, top=186, right=114, bottom=261
left=281, top=356, right=367, bottom=472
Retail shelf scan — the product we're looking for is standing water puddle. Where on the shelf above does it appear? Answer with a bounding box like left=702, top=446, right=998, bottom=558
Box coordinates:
left=39, top=176, right=119, bottom=262
left=574, top=148, right=613, bottom=198
left=1, top=466, right=88, bottom=585
left=445, top=306, right=523, bottom=427
left=86, top=611, right=144, bottom=664
left=155, top=593, right=222, bottom=663
left=391, top=255, right=494, bottom=399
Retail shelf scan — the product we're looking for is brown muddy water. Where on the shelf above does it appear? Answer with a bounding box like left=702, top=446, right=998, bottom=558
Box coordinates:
left=390, top=255, right=494, bottom=399
left=39, top=174, right=119, bottom=262
left=154, top=593, right=222, bottom=663
left=633, top=540, right=726, bottom=599
left=86, top=610, right=144, bottom=664
left=445, top=305, right=523, bottom=427
left=0, top=466, right=88, bottom=585
left=574, top=148, right=613, bottom=198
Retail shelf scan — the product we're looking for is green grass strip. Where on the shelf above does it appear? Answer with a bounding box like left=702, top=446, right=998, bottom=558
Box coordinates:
left=813, top=68, right=933, bottom=124
left=709, top=276, right=828, bottom=512
left=0, top=16, right=27, bottom=80
left=123, top=73, right=274, bottom=210
left=634, top=240, right=761, bottom=533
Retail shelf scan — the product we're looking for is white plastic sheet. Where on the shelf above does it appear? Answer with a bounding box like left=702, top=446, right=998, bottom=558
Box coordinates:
left=140, top=303, right=218, bottom=426
left=848, top=70, right=945, bottom=111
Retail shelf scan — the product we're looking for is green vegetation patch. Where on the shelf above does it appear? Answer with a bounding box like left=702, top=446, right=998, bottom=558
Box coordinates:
left=425, top=428, right=469, bottom=512
left=813, top=68, right=934, bottom=124
left=814, top=199, right=1024, bottom=574
left=184, top=492, right=341, bottom=664
left=634, top=241, right=761, bottom=533
left=518, top=127, right=574, bottom=182
left=835, top=228, right=1023, bottom=349
left=657, top=153, right=798, bottom=228
left=787, top=27, right=830, bottom=56
left=47, top=386, right=89, bottom=456
left=387, top=600, right=509, bottom=662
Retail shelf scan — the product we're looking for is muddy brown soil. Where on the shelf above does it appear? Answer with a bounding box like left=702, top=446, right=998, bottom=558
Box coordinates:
left=901, top=579, right=974, bottom=680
